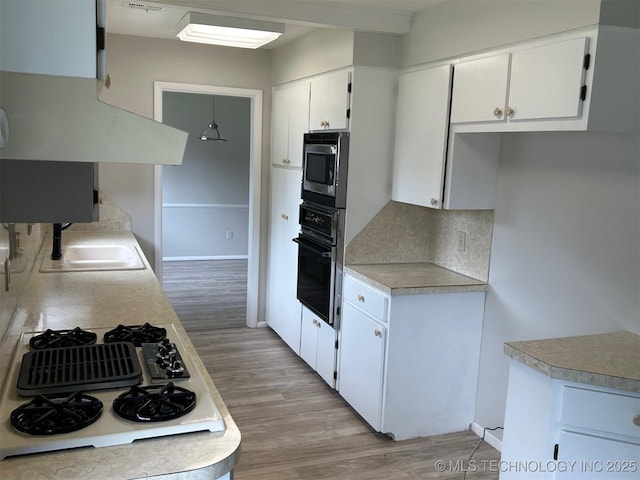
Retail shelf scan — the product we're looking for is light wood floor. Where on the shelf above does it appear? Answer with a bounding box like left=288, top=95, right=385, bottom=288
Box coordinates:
left=162, top=260, right=247, bottom=330
left=189, top=327, right=501, bottom=480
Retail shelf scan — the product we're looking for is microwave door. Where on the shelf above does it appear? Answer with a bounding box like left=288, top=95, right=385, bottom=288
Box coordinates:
left=303, top=147, right=337, bottom=198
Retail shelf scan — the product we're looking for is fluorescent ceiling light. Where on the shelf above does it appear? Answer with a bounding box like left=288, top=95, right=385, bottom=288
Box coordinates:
left=176, top=12, right=284, bottom=49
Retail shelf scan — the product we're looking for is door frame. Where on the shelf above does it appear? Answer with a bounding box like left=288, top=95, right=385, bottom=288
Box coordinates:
left=153, top=81, right=262, bottom=328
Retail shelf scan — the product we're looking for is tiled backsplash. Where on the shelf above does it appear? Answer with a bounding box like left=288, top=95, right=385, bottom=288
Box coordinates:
left=346, top=201, right=494, bottom=281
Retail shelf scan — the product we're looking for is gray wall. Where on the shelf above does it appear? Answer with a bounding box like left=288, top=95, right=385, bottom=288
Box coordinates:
left=161, top=92, right=250, bottom=259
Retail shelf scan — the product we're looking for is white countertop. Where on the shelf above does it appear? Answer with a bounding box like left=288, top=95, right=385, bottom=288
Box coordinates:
left=0, top=231, right=240, bottom=479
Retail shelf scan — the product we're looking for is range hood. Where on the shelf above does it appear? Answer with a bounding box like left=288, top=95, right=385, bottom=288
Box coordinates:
left=0, top=71, right=187, bottom=165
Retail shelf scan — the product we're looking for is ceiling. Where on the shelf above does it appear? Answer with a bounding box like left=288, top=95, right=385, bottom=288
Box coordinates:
left=106, top=0, right=446, bottom=49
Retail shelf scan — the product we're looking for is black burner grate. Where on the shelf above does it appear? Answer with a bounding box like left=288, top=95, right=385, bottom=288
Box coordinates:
left=10, top=391, right=103, bottom=435
left=113, top=382, right=196, bottom=422
left=29, top=328, right=97, bottom=350
left=17, top=342, right=142, bottom=395
left=103, top=323, right=166, bottom=347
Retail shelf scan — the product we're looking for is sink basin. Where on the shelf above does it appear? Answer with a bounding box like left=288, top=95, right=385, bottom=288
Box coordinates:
left=40, top=244, right=146, bottom=272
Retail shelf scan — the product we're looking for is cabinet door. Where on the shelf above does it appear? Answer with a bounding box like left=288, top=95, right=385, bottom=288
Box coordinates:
left=299, top=308, right=319, bottom=368
left=338, top=302, right=385, bottom=430
left=508, top=37, right=588, bottom=121
left=271, top=87, right=290, bottom=167
left=0, top=0, right=97, bottom=78
left=450, top=53, right=510, bottom=123
left=287, top=82, right=310, bottom=167
left=392, top=65, right=452, bottom=209
left=266, top=167, right=302, bottom=354
left=555, top=430, right=640, bottom=479
left=309, top=70, right=351, bottom=131
left=271, top=82, right=310, bottom=168
left=316, top=319, right=337, bottom=387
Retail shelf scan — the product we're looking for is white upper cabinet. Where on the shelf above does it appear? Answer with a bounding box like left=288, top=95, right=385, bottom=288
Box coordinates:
left=309, top=70, right=352, bottom=131
left=271, top=81, right=310, bottom=167
left=449, top=27, right=639, bottom=133
left=451, top=37, right=588, bottom=125
left=392, top=65, right=453, bottom=209
left=0, top=0, right=98, bottom=78
left=508, top=37, right=588, bottom=121
left=450, top=54, right=510, bottom=124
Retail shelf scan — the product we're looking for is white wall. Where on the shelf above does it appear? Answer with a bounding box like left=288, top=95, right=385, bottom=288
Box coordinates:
left=477, top=131, right=640, bottom=435
left=271, top=28, right=355, bottom=85
left=98, top=33, right=271, bottom=271
left=401, top=0, right=601, bottom=68
left=398, top=0, right=640, bottom=441
left=270, top=28, right=400, bottom=85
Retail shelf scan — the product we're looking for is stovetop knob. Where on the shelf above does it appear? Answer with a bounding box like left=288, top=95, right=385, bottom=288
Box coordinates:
left=167, top=360, right=185, bottom=376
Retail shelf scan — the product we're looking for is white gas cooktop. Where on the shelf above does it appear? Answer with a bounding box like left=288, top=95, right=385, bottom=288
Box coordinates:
left=0, top=324, right=225, bottom=460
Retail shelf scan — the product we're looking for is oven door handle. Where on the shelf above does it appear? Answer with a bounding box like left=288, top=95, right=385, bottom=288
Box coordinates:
left=293, top=237, right=334, bottom=258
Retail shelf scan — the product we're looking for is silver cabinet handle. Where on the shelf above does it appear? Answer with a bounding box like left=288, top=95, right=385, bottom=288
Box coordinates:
left=430, top=198, right=438, bottom=206
left=357, top=294, right=365, bottom=302
left=374, top=329, right=382, bottom=337
left=633, top=414, right=640, bottom=427
left=281, top=213, right=288, bottom=221
left=505, top=106, right=514, bottom=117
left=493, top=107, right=503, bottom=117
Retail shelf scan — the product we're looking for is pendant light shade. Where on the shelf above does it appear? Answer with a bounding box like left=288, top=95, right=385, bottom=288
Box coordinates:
left=200, top=96, right=227, bottom=142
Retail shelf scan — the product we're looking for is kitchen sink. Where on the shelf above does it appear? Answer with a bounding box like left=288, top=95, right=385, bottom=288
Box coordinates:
left=40, top=244, right=145, bottom=272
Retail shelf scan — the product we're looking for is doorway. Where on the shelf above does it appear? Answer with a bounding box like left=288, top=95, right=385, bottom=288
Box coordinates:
left=153, top=82, right=262, bottom=329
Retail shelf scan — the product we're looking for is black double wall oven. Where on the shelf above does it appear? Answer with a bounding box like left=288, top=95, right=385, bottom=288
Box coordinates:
left=294, top=131, right=349, bottom=328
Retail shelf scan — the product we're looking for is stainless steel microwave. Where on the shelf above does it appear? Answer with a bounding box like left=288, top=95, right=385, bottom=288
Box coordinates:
left=302, top=131, right=350, bottom=208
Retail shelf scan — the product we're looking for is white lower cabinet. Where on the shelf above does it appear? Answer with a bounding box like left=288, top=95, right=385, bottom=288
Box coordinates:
left=300, top=307, right=337, bottom=388
left=338, top=273, right=485, bottom=440
left=501, top=361, right=640, bottom=479
left=265, top=167, right=302, bottom=354
left=338, top=302, right=386, bottom=430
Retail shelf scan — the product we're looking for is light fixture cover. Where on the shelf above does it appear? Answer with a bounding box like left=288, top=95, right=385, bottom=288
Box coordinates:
left=177, top=12, right=284, bottom=49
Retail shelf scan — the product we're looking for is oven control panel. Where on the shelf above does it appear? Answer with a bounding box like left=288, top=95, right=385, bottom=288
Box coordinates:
left=141, top=338, right=191, bottom=383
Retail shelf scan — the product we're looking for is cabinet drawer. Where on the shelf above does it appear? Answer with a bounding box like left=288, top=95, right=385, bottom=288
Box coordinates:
left=560, top=386, right=640, bottom=439
left=343, top=275, right=388, bottom=322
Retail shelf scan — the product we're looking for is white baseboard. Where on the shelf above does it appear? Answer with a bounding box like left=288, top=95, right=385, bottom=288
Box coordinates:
left=163, top=255, right=249, bottom=261
left=471, top=422, right=503, bottom=452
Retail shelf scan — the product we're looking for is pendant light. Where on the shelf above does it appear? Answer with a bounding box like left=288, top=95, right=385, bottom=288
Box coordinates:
left=200, top=96, right=227, bottom=142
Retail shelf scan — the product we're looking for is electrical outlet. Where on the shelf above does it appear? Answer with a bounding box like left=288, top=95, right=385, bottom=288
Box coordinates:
left=456, top=231, right=466, bottom=252
left=226, top=231, right=233, bottom=240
